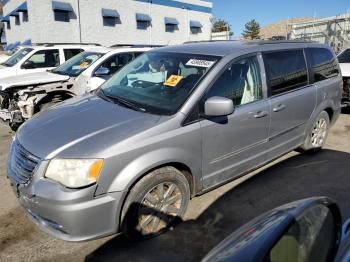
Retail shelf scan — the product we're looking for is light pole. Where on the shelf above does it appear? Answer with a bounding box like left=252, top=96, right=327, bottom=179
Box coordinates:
left=77, top=0, right=82, bottom=43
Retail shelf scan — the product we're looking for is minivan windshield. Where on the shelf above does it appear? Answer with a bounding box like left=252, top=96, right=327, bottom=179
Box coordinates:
left=2, top=47, right=34, bottom=67
left=99, top=51, right=219, bottom=115
left=51, top=51, right=104, bottom=77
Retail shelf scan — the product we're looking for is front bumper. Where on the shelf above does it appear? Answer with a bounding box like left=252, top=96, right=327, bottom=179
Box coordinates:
left=0, top=108, right=23, bottom=124
left=9, top=161, right=128, bottom=242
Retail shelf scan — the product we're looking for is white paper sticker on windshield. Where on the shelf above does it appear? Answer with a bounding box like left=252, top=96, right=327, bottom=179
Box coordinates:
left=186, top=59, right=215, bottom=68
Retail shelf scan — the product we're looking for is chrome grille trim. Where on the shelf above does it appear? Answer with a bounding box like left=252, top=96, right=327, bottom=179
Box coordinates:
left=7, top=141, right=40, bottom=184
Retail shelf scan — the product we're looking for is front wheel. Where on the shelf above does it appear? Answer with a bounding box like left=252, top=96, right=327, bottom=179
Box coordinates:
left=120, top=166, right=190, bottom=240
left=298, top=111, right=330, bottom=154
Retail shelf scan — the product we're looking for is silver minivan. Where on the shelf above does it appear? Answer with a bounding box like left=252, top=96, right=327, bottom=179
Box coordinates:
left=7, top=41, right=342, bottom=241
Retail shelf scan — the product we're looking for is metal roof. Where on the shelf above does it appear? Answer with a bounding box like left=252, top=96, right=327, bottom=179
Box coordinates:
left=155, top=40, right=323, bottom=56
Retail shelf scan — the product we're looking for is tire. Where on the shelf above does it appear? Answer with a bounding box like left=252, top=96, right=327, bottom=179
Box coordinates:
left=298, top=111, right=330, bottom=154
left=120, top=166, right=190, bottom=240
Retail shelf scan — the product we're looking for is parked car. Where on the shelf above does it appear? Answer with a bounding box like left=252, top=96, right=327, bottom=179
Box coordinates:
left=0, top=43, right=99, bottom=79
left=7, top=40, right=342, bottom=242
left=202, top=197, right=350, bottom=262
left=0, top=45, right=26, bottom=64
left=337, top=48, right=350, bottom=107
left=0, top=47, right=151, bottom=130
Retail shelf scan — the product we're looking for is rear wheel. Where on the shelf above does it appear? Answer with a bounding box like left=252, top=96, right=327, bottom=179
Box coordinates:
left=121, top=166, right=190, bottom=240
left=299, top=111, right=330, bottom=153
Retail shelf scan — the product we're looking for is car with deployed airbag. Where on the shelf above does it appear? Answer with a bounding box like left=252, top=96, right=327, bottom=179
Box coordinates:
left=7, top=40, right=342, bottom=241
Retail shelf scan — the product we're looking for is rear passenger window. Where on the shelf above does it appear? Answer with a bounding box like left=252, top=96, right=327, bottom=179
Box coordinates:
left=207, top=56, right=263, bottom=106
left=308, top=48, right=339, bottom=82
left=64, top=49, right=84, bottom=60
left=264, top=50, right=308, bottom=96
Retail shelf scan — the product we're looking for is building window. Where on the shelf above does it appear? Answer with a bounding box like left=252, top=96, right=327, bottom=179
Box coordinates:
left=52, top=1, right=73, bottom=22
left=54, top=10, right=70, bottom=22
left=191, top=27, right=202, bottom=34
left=102, top=9, right=120, bottom=27
left=166, top=24, right=177, bottom=32
left=103, top=17, right=115, bottom=27
left=137, top=21, right=150, bottom=30
left=7, top=22, right=11, bottom=30
left=17, top=2, right=28, bottom=22
left=15, top=16, right=20, bottom=25
left=22, top=11, right=29, bottom=22
left=136, top=13, right=152, bottom=30
left=164, top=17, right=179, bottom=33
left=190, top=20, right=203, bottom=34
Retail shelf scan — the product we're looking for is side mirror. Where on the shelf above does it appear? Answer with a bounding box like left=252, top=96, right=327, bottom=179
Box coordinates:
left=203, top=197, right=342, bottom=262
left=204, top=96, right=234, bottom=117
left=94, top=67, right=110, bottom=77
left=21, top=60, right=35, bottom=69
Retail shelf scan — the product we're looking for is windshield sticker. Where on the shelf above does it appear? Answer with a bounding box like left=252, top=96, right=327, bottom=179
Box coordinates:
left=164, top=75, right=184, bottom=87
left=79, top=60, right=89, bottom=68
left=186, top=59, right=215, bottom=68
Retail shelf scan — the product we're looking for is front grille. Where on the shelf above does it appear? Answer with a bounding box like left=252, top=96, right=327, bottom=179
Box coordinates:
left=7, top=141, right=40, bottom=184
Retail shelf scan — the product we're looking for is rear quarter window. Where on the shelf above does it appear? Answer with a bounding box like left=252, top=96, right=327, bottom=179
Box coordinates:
left=308, top=48, right=339, bottom=82
left=264, top=50, right=308, bottom=96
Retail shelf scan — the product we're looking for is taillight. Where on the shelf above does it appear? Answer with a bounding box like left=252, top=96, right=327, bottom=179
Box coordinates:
left=340, top=80, right=344, bottom=96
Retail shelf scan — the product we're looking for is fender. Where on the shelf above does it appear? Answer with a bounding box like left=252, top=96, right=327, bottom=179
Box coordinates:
left=101, top=147, right=202, bottom=195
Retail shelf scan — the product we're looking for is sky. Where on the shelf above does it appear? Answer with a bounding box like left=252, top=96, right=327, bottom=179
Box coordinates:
left=210, top=0, right=350, bottom=37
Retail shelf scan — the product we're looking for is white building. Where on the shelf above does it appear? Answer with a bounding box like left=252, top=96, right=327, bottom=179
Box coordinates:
left=0, top=0, right=213, bottom=47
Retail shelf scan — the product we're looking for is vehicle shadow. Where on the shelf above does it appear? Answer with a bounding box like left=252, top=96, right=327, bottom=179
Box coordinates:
left=85, top=149, right=350, bottom=262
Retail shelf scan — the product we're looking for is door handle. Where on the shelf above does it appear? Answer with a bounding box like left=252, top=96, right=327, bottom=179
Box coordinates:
left=254, top=111, right=268, bottom=118
left=273, top=104, right=286, bottom=112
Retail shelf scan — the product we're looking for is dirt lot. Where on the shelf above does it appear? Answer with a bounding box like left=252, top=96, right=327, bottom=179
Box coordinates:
left=1, top=112, right=350, bottom=262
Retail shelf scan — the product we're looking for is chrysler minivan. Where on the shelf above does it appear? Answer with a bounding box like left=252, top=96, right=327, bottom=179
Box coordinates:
left=7, top=41, right=342, bottom=241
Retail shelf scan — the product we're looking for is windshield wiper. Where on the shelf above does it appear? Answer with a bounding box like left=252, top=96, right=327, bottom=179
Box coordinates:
left=101, top=91, right=146, bottom=113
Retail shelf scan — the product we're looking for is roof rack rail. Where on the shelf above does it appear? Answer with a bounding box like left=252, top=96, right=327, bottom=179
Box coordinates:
left=246, top=40, right=317, bottom=45
left=184, top=40, right=238, bottom=44
left=34, top=43, right=101, bottom=46
left=110, top=44, right=164, bottom=48
left=184, top=39, right=317, bottom=45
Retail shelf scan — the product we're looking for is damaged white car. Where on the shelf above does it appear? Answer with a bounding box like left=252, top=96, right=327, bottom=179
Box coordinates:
left=0, top=47, right=151, bottom=130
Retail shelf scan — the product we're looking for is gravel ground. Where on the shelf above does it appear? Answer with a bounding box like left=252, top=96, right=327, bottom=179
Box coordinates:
left=0, top=111, right=350, bottom=262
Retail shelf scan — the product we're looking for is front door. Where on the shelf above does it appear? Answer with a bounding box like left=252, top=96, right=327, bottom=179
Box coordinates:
left=201, top=55, right=270, bottom=189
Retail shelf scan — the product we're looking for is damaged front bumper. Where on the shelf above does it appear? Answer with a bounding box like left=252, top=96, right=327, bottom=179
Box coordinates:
left=0, top=109, right=23, bottom=124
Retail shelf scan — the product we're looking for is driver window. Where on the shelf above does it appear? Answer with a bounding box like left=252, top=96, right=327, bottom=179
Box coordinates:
left=207, top=56, right=263, bottom=106
left=265, top=205, right=335, bottom=262
left=23, top=49, right=60, bottom=69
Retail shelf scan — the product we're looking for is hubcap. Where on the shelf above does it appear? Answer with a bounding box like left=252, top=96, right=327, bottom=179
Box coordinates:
left=311, top=118, right=327, bottom=148
left=138, top=182, right=183, bottom=234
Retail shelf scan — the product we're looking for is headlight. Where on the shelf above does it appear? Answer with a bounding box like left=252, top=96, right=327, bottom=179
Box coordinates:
left=45, top=159, right=104, bottom=188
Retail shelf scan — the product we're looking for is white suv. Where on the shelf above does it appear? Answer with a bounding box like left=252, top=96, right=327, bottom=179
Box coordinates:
left=0, top=44, right=99, bottom=79
left=0, top=46, right=151, bottom=130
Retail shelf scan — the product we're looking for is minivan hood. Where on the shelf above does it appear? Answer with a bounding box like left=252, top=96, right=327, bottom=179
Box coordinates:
left=17, top=94, right=161, bottom=159
left=339, top=63, right=350, bottom=77
left=0, top=71, right=70, bottom=90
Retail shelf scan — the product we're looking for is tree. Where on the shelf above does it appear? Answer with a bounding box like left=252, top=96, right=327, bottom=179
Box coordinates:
left=212, top=19, right=233, bottom=36
left=242, top=19, right=261, bottom=40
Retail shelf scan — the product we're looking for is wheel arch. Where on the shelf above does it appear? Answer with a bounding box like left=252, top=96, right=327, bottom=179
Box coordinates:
left=104, top=148, right=201, bottom=197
